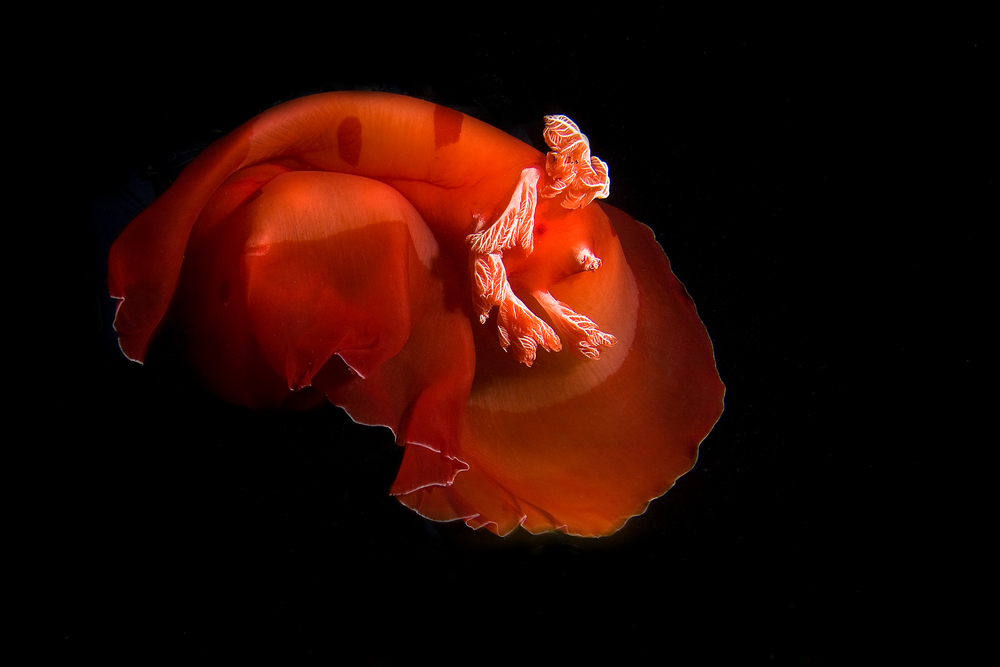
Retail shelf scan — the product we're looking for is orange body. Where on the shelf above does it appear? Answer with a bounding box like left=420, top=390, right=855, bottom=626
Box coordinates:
left=109, top=92, right=724, bottom=536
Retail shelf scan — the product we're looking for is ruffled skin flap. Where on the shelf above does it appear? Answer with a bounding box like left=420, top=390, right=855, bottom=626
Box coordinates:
left=396, top=204, right=725, bottom=537
left=173, top=168, right=476, bottom=491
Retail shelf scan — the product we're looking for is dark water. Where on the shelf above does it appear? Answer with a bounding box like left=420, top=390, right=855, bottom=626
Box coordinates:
left=42, top=27, right=984, bottom=663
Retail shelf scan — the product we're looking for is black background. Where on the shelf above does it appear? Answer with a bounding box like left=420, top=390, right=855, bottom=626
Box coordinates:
left=43, top=19, right=984, bottom=663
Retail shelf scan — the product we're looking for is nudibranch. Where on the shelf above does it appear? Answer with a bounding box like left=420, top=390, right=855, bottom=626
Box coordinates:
left=109, top=92, right=724, bottom=537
